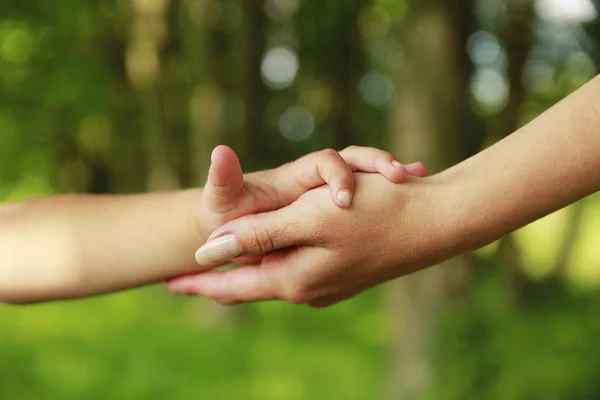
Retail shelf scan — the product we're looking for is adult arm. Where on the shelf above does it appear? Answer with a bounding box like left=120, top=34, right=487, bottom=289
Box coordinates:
left=172, top=74, right=600, bottom=306
left=442, top=73, right=600, bottom=249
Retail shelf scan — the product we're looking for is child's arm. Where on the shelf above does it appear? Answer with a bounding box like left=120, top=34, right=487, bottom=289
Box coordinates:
left=0, top=190, right=204, bottom=304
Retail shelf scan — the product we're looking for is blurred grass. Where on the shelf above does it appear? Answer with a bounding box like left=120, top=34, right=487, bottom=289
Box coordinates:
left=0, top=287, right=387, bottom=399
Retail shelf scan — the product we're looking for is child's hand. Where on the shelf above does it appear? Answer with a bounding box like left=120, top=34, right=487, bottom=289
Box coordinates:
left=196, top=145, right=425, bottom=265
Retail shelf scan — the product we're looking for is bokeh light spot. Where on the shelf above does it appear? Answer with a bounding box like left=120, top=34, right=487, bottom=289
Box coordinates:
left=261, top=47, right=298, bottom=89
left=467, top=31, right=503, bottom=66
left=470, top=68, right=508, bottom=113
left=359, top=71, right=395, bottom=107
left=279, top=106, right=314, bottom=142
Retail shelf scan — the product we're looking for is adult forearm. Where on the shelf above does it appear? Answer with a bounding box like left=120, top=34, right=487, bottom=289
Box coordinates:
left=0, top=190, right=204, bottom=304
left=444, top=74, right=600, bottom=250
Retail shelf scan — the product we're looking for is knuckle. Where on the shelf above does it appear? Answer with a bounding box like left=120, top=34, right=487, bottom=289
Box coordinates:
left=320, top=148, right=341, bottom=160
left=295, top=194, right=325, bottom=219
left=280, top=282, right=313, bottom=304
left=250, top=225, right=276, bottom=253
left=381, top=150, right=395, bottom=160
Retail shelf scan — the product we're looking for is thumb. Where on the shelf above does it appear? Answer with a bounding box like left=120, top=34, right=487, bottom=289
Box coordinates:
left=203, top=145, right=244, bottom=213
left=194, top=206, right=310, bottom=265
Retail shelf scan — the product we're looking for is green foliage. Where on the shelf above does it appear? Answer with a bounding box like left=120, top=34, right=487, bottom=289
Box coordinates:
left=2, top=0, right=600, bottom=398
left=433, top=266, right=600, bottom=400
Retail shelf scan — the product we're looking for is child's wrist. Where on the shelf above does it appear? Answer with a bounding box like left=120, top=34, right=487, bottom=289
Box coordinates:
left=180, top=188, right=208, bottom=244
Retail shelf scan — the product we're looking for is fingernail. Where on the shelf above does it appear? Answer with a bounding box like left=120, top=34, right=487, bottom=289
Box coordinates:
left=392, top=160, right=403, bottom=168
left=195, top=234, right=241, bottom=265
left=337, top=189, right=352, bottom=207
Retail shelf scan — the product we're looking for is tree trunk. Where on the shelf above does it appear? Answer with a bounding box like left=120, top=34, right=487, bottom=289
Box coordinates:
left=127, top=0, right=180, bottom=191
left=491, top=0, right=536, bottom=304
left=330, top=0, right=370, bottom=149
left=387, top=1, right=476, bottom=398
left=241, top=0, right=268, bottom=170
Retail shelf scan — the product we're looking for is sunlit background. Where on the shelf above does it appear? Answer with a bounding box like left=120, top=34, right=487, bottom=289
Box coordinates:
left=2, top=0, right=600, bottom=399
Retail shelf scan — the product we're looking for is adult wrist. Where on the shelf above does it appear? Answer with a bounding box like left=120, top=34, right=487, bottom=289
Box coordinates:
left=421, top=175, right=472, bottom=260
left=380, top=175, right=469, bottom=276
left=431, top=166, right=507, bottom=255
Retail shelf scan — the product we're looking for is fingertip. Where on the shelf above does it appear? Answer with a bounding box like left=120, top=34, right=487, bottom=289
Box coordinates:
left=397, top=166, right=409, bottom=183
left=211, top=145, right=236, bottom=166
left=195, top=234, right=242, bottom=265
left=335, top=189, right=352, bottom=208
left=333, top=172, right=354, bottom=208
left=166, top=276, right=196, bottom=295
left=210, top=145, right=241, bottom=177
left=331, top=169, right=354, bottom=208
left=387, top=161, right=408, bottom=183
left=206, top=145, right=243, bottom=192
left=405, top=162, right=427, bottom=177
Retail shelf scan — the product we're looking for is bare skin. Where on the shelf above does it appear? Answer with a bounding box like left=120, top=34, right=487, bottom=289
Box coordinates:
left=169, top=74, right=600, bottom=308
left=0, top=146, right=425, bottom=304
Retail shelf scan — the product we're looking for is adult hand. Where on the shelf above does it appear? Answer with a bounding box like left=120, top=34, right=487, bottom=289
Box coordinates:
left=168, top=173, right=462, bottom=307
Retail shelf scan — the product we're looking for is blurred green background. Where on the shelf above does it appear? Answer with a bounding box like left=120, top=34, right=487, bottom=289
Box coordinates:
left=2, top=0, right=600, bottom=399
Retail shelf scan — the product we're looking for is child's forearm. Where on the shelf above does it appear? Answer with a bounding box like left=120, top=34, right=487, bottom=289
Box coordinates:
left=443, top=74, right=600, bottom=249
left=0, top=189, right=205, bottom=304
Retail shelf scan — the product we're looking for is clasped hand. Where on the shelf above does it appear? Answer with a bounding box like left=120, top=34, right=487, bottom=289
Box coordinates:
left=167, top=146, right=457, bottom=308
